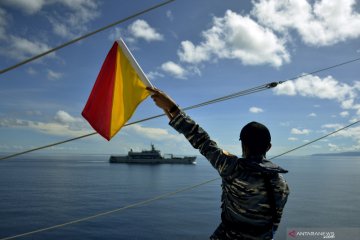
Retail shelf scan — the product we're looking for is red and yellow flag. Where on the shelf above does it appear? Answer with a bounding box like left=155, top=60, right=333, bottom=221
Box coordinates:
left=82, top=39, right=152, bottom=140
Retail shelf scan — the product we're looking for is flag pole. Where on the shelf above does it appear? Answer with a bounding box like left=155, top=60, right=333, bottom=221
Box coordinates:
left=117, top=38, right=154, bottom=88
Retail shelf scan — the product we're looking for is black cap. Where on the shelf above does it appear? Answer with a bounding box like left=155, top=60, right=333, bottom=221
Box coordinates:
left=240, top=121, right=271, bottom=145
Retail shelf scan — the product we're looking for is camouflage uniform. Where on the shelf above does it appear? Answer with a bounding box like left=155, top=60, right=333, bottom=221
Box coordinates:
left=169, top=112, right=290, bottom=240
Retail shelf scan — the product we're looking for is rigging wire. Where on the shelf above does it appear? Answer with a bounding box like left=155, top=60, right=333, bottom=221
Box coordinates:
left=1, top=56, right=360, bottom=239
left=0, top=0, right=176, bottom=75
left=0, top=0, right=358, bottom=238
left=0, top=82, right=277, bottom=161
left=1, top=118, right=359, bottom=240
left=1, top=54, right=360, bottom=161
left=1, top=79, right=358, bottom=239
left=269, top=119, right=360, bottom=160
left=0, top=177, right=220, bottom=240
left=286, top=57, right=360, bottom=82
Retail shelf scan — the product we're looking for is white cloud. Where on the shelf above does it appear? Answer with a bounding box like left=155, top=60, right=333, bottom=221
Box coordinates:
left=109, top=21, right=164, bottom=44
left=340, top=111, right=349, bottom=117
left=50, top=21, right=74, bottom=39
left=249, top=107, right=264, bottom=113
left=125, top=124, right=183, bottom=142
left=0, top=144, right=25, bottom=150
left=54, top=110, right=82, bottom=124
left=322, top=123, right=360, bottom=151
left=252, top=0, right=360, bottom=46
left=28, top=121, right=89, bottom=137
left=308, top=112, right=317, bottom=117
left=47, top=0, right=100, bottom=39
left=157, top=62, right=200, bottom=80
left=0, top=0, right=46, bottom=14
left=128, top=19, right=163, bottom=42
left=166, top=10, right=174, bottom=21
left=322, top=123, right=343, bottom=130
left=0, top=144, right=10, bottom=150
left=26, top=110, right=42, bottom=116
left=0, top=118, right=29, bottom=127
left=291, top=128, right=311, bottom=135
left=350, top=117, right=360, bottom=123
left=147, top=71, right=164, bottom=80
left=0, top=0, right=100, bottom=39
left=274, top=80, right=297, bottom=96
left=178, top=41, right=210, bottom=64
left=0, top=8, right=8, bottom=40
left=333, top=126, right=360, bottom=141
left=0, top=35, right=53, bottom=60
left=273, top=75, right=359, bottom=112
left=161, top=61, right=187, bottom=79
left=274, top=75, right=356, bottom=101
left=280, top=122, right=290, bottom=127
left=27, top=67, right=37, bottom=75
left=108, top=27, right=123, bottom=41
left=0, top=110, right=90, bottom=137
left=0, top=8, right=54, bottom=61
left=288, top=137, right=298, bottom=141
left=47, top=69, right=63, bottom=80
left=320, top=123, right=360, bottom=151
left=328, top=143, right=340, bottom=151
left=60, top=0, right=98, bottom=19
left=177, top=10, right=289, bottom=67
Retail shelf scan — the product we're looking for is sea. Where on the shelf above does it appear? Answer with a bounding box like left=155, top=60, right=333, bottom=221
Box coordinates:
left=0, top=155, right=359, bottom=240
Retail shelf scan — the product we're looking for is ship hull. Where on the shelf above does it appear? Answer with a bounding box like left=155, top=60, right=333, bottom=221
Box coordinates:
left=109, top=156, right=196, bottom=164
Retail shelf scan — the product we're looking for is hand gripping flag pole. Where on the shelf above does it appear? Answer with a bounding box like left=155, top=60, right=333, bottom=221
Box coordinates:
left=82, top=39, right=153, bottom=140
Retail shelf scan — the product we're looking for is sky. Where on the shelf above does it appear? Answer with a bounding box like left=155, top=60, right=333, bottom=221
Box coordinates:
left=0, top=0, right=360, bottom=157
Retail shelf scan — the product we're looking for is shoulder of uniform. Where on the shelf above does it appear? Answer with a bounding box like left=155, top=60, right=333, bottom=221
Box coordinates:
left=222, top=150, right=237, bottom=157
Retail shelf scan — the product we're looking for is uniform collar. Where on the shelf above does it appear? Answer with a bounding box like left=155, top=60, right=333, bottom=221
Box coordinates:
left=242, top=157, right=288, bottom=174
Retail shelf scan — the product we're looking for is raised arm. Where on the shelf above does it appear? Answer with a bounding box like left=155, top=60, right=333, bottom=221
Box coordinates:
left=147, top=87, right=239, bottom=176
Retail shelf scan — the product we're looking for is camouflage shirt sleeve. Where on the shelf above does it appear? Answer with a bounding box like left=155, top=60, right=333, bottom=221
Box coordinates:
left=272, top=174, right=290, bottom=231
left=169, top=111, right=240, bottom=177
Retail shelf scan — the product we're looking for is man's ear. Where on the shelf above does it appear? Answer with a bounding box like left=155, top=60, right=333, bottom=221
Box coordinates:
left=266, top=143, right=272, bottom=152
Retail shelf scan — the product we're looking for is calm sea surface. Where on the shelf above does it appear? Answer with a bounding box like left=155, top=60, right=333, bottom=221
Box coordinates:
left=0, top=155, right=359, bottom=240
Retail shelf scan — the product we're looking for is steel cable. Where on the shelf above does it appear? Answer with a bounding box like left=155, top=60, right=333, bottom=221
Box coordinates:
left=1, top=118, right=359, bottom=240
left=0, top=82, right=277, bottom=161
left=0, top=0, right=176, bottom=75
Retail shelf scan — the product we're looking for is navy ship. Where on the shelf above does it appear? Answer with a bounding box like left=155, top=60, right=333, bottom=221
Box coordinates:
left=109, top=144, right=196, bottom=164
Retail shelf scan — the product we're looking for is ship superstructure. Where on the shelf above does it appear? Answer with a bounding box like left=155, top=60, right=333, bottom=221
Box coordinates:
left=109, top=145, right=196, bottom=164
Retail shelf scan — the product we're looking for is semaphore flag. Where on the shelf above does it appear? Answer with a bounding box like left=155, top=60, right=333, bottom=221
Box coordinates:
left=82, top=39, right=153, bottom=140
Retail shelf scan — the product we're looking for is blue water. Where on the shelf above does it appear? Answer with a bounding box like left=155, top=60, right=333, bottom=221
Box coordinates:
left=0, top=155, right=359, bottom=239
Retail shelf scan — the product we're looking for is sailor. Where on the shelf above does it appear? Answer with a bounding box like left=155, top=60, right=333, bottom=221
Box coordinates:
left=147, top=87, right=289, bottom=240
